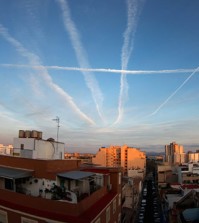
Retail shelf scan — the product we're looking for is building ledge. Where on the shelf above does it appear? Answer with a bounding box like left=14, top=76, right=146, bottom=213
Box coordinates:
left=0, top=187, right=116, bottom=222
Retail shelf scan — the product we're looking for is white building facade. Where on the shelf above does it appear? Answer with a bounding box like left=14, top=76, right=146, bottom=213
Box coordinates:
left=13, top=130, right=65, bottom=159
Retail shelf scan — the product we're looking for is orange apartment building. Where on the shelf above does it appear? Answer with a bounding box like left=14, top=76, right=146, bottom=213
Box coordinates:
left=92, top=144, right=146, bottom=176
left=0, top=132, right=123, bottom=223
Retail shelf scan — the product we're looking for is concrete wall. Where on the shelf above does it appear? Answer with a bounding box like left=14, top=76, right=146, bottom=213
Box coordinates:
left=0, top=155, right=81, bottom=180
left=13, top=138, right=65, bottom=160
left=92, top=148, right=107, bottom=166
left=0, top=185, right=113, bottom=223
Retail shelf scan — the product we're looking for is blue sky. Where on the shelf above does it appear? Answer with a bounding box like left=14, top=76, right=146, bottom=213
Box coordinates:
left=0, top=0, right=199, bottom=153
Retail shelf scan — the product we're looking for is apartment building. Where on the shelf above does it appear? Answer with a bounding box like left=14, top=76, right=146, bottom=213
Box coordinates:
left=178, top=163, right=199, bottom=184
left=92, top=144, right=146, bottom=176
left=0, top=132, right=123, bottom=223
left=157, top=163, right=172, bottom=186
left=157, top=161, right=199, bottom=188
left=187, top=151, right=199, bottom=162
left=165, top=142, right=187, bottom=164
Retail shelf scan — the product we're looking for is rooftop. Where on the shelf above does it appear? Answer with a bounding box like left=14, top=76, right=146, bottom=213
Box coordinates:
left=57, top=170, right=95, bottom=180
left=0, top=166, right=33, bottom=179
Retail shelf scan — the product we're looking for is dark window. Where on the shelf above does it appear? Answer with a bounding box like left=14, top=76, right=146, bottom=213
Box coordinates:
left=5, top=178, right=14, bottom=190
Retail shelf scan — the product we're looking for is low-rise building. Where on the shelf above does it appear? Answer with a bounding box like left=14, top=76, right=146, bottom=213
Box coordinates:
left=157, top=163, right=177, bottom=187
left=187, top=151, right=199, bottom=163
left=0, top=155, right=122, bottom=223
left=121, top=177, right=141, bottom=223
left=64, top=152, right=94, bottom=164
left=0, top=131, right=123, bottom=223
left=128, top=168, right=144, bottom=179
left=178, top=162, right=199, bottom=184
left=13, top=130, right=65, bottom=159
left=162, top=187, right=199, bottom=223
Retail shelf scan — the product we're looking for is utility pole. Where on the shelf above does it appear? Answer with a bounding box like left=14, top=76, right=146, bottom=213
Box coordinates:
left=52, top=116, right=60, bottom=151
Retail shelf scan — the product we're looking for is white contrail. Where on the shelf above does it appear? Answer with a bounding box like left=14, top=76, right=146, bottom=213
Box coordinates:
left=150, top=66, right=199, bottom=116
left=121, top=0, right=139, bottom=70
left=57, top=0, right=104, bottom=122
left=0, top=24, right=95, bottom=125
left=114, top=0, right=141, bottom=125
left=1, top=63, right=198, bottom=75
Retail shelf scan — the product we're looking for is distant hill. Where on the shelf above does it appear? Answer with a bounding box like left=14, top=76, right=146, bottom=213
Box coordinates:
left=145, top=151, right=165, bottom=156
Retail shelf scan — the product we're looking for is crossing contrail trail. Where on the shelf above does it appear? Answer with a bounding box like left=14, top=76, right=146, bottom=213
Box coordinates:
left=150, top=66, right=199, bottom=116
left=0, top=23, right=96, bottom=125
left=57, top=0, right=104, bottom=122
left=0, top=63, right=197, bottom=75
left=114, top=0, right=144, bottom=125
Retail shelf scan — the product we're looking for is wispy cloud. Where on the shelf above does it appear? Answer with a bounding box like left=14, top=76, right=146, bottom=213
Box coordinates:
left=0, top=102, right=28, bottom=127
left=57, top=0, right=104, bottom=122
left=1, top=63, right=198, bottom=75
left=0, top=23, right=95, bottom=125
left=114, top=0, right=144, bottom=125
left=64, top=118, right=199, bottom=152
left=149, top=66, right=199, bottom=116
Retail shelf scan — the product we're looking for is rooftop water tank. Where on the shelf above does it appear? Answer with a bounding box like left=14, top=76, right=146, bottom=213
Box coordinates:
left=25, top=130, right=31, bottom=138
left=19, top=130, right=25, bottom=138
left=37, top=131, right=42, bottom=139
left=31, top=130, right=38, bottom=138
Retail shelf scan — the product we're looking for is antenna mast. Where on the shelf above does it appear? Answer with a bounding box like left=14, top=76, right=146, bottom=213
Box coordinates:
left=52, top=116, right=60, bottom=150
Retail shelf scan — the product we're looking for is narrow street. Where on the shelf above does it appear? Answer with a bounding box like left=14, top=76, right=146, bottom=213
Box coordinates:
left=135, top=172, right=167, bottom=223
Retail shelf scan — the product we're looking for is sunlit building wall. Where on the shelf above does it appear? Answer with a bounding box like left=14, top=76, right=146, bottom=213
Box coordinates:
left=180, top=153, right=188, bottom=163
left=92, top=144, right=146, bottom=176
left=165, top=142, right=185, bottom=164
left=0, top=144, right=13, bottom=155
left=188, top=151, right=199, bottom=162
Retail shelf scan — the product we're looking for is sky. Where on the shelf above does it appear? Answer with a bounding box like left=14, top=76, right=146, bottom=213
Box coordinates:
left=0, top=0, right=199, bottom=153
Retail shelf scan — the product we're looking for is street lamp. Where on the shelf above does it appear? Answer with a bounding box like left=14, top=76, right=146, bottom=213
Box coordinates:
left=52, top=116, right=60, bottom=151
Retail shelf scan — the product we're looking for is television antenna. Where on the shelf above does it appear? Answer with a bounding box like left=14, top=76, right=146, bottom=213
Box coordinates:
left=52, top=116, right=60, bottom=150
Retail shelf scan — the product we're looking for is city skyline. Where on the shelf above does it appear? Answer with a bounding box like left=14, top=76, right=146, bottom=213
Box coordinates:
left=0, top=0, right=199, bottom=153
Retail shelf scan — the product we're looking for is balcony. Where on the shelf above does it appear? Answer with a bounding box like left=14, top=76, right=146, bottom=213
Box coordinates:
left=56, top=170, right=104, bottom=203
left=0, top=168, right=104, bottom=205
left=45, top=183, right=102, bottom=203
left=0, top=185, right=108, bottom=219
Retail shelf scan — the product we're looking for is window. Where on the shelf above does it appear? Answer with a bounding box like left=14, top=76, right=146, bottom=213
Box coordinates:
left=106, top=206, right=110, bottom=223
left=0, top=210, right=8, bottom=223
left=113, top=199, right=116, bottom=214
left=4, top=178, right=13, bottom=190
left=118, top=194, right=121, bottom=206
left=21, top=217, right=38, bottom=223
left=118, top=173, right=121, bottom=185
left=21, top=144, right=24, bottom=150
